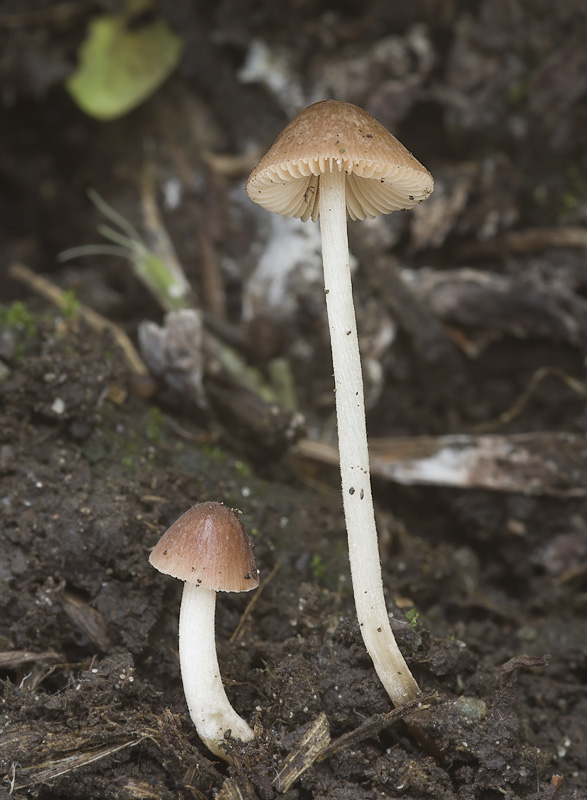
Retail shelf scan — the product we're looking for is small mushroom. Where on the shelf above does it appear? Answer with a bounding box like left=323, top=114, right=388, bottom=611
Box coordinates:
left=246, top=101, right=433, bottom=708
left=149, top=501, right=259, bottom=759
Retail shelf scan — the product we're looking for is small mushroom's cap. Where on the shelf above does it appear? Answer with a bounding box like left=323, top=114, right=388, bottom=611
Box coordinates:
left=246, top=100, right=434, bottom=223
left=149, top=502, right=259, bottom=592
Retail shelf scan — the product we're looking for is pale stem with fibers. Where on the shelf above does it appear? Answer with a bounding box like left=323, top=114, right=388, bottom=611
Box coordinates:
left=319, top=166, right=420, bottom=707
left=178, top=582, right=254, bottom=758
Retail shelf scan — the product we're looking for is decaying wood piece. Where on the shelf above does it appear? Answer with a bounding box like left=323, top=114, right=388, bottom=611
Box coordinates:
left=61, top=589, right=112, bottom=652
left=403, top=266, right=587, bottom=355
left=2, top=730, right=148, bottom=791
left=542, top=774, right=565, bottom=800
left=349, top=228, right=462, bottom=372
left=116, top=777, right=166, bottom=800
left=527, top=21, right=587, bottom=148
left=215, top=778, right=246, bottom=800
left=2, top=707, right=223, bottom=793
left=0, top=649, right=60, bottom=669
left=456, top=226, right=587, bottom=259
left=206, top=378, right=304, bottom=458
left=297, top=432, right=587, bottom=497
left=363, top=254, right=463, bottom=371
left=139, top=308, right=207, bottom=409
left=272, top=712, right=330, bottom=793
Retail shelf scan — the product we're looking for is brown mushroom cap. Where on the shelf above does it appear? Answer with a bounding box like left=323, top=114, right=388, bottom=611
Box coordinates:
left=149, top=502, right=259, bottom=592
left=246, top=100, right=434, bottom=223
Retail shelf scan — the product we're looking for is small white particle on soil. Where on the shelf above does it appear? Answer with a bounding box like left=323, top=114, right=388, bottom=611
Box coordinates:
left=51, top=397, right=65, bottom=415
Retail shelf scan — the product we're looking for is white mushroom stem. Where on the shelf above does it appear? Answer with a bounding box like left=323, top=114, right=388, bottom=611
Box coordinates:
left=178, top=582, right=254, bottom=759
left=319, top=166, right=420, bottom=707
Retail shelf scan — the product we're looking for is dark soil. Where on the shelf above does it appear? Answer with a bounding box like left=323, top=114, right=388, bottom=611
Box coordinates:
left=1, top=1, right=586, bottom=798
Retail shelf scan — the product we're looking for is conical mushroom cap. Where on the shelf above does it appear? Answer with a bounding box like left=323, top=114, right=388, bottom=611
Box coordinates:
left=149, top=502, right=259, bottom=592
left=246, top=100, right=434, bottom=222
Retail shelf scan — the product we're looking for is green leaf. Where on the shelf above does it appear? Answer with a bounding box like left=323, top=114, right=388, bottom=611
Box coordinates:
left=66, top=10, right=183, bottom=120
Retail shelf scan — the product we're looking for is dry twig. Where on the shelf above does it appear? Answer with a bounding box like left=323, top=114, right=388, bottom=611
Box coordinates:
left=8, top=262, right=149, bottom=378
left=319, top=691, right=439, bottom=761
left=230, top=561, right=282, bottom=642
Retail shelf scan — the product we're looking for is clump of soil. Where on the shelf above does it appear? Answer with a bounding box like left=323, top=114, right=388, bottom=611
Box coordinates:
left=0, top=298, right=579, bottom=799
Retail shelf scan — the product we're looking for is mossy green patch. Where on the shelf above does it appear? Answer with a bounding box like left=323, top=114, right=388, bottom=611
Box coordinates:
left=146, top=406, right=165, bottom=444
left=0, top=301, right=42, bottom=359
left=62, top=289, right=82, bottom=319
left=0, top=301, right=37, bottom=337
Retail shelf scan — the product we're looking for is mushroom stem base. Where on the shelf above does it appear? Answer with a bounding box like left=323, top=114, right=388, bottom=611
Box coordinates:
left=319, top=166, right=420, bottom=707
left=178, top=582, right=254, bottom=760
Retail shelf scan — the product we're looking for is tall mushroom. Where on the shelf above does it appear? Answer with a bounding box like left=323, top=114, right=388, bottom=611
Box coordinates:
left=149, top=501, right=259, bottom=759
left=246, top=100, right=433, bottom=707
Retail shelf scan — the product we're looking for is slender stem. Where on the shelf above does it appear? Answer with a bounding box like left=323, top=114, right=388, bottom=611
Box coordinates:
left=319, top=167, right=420, bottom=707
left=58, top=244, right=133, bottom=261
left=87, top=187, right=143, bottom=243
left=97, top=224, right=144, bottom=253
left=178, top=583, right=254, bottom=760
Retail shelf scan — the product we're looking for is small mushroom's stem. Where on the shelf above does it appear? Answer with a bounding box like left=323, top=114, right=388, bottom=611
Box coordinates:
left=319, top=166, right=420, bottom=707
left=178, top=582, right=254, bottom=760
